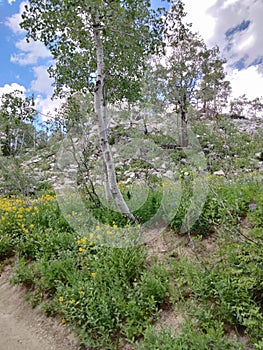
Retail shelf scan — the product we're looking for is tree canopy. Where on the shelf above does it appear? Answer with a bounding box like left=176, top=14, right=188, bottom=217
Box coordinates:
left=21, top=0, right=173, bottom=102
left=0, top=91, right=36, bottom=156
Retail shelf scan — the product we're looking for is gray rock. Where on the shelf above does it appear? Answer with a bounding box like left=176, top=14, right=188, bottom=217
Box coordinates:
left=255, top=152, right=263, bottom=160
left=213, top=170, right=225, bottom=176
left=164, top=170, right=174, bottom=179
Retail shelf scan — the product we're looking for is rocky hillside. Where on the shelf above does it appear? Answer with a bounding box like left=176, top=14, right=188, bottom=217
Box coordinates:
left=0, top=115, right=262, bottom=196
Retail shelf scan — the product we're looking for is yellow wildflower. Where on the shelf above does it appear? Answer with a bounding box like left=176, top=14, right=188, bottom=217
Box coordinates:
left=89, top=241, right=94, bottom=246
left=81, top=237, right=87, bottom=245
left=70, top=299, right=76, bottom=304
left=79, top=247, right=84, bottom=252
left=59, top=296, right=64, bottom=302
left=95, top=225, right=100, bottom=231
left=91, top=272, right=96, bottom=278
left=112, top=224, right=118, bottom=229
left=106, top=230, right=113, bottom=235
left=61, top=318, right=66, bottom=324
left=89, top=233, right=94, bottom=239
left=79, top=290, right=84, bottom=296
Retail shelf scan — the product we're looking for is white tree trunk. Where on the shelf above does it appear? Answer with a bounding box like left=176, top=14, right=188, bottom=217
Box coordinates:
left=93, top=16, right=135, bottom=221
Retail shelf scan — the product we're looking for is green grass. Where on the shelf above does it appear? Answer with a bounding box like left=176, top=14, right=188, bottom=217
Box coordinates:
left=0, top=117, right=262, bottom=349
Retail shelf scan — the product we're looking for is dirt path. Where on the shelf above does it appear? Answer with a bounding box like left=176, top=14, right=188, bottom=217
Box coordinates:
left=0, top=267, right=79, bottom=350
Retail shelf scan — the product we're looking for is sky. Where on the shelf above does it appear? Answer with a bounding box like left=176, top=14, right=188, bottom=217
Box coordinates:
left=0, top=0, right=263, bottom=120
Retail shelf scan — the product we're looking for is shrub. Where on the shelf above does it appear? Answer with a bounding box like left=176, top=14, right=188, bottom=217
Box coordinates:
left=137, top=320, right=245, bottom=350
left=55, top=247, right=169, bottom=348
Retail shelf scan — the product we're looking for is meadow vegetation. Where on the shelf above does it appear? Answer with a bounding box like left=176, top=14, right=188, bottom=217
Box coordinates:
left=0, top=117, right=262, bottom=349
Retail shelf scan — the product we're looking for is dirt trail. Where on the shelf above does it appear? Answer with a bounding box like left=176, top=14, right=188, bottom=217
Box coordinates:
left=0, top=233, right=220, bottom=350
left=0, top=267, right=79, bottom=350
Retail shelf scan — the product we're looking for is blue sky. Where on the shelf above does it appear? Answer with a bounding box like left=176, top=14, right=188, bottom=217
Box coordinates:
left=0, top=1, right=52, bottom=88
left=1, top=0, right=263, bottom=118
left=0, top=1, right=28, bottom=86
left=0, top=0, right=168, bottom=87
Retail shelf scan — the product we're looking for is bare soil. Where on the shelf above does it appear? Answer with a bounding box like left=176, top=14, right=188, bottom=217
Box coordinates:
left=0, top=266, right=79, bottom=350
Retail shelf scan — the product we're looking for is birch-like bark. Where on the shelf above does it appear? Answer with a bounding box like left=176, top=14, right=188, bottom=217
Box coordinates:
left=93, top=15, right=136, bottom=221
left=179, top=93, right=188, bottom=147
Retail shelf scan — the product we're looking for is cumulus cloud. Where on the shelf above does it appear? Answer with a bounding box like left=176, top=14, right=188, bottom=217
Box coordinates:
left=207, top=0, right=263, bottom=71
left=8, top=0, right=17, bottom=4
left=0, top=83, right=62, bottom=121
left=229, top=66, right=263, bottom=99
left=30, top=66, right=54, bottom=96
left=30, top=66, right=65, bottom=121
left=0, top=82, right=26, bottom=96
left=3, top=3, right=62, bottom=120
left=35, top=94, right=64, bottom=121
left=10, top=38, right=51, bottom=66
left=183, top=0, right=263, bottom=100
left=5, top=1, right=27, bottom=34
left=6, top=2, right=51, bottom=66
left=183, top=0, right=217, bottom=43
left=0, top=83, right=26, bottom=108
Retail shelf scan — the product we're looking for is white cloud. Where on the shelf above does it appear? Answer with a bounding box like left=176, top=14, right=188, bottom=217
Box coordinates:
left=8, top=0, right=17, bottom=4
left=183, top=0, right=217, bottom=43
left=0, top=83, right=26, bottom=108
left=183, top=0, right=263, bottom=100
left=5, top=1, right=27, bottom=34
left=222, top=0, right=239, bottom=9
left=207, top=0, right=263, bottom=69
left=30, top=66, right=54, bottom=96
left=12, top=41, right=51, bottom=66
left=0, top=83, right=62, bottom=121
left=0, top=82, right=26, bottom=97
left=30, top=66, right=65, bottom=121
left=6, top=1, right=51, bottom=66
left=10, top=38, right=51, bottom=66
left=237, top=34, right=255, bottom=52
left=4, top=1, right=62, bottom=121
left=35, top=94, right=64, bottom=121
left=229, top=66, right=263, bottom=100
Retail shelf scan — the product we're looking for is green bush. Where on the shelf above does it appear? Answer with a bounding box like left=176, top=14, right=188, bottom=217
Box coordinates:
left=11, top=257, right=39, bottom=289
left=0, top=235, right=14, bottom=260
left=55, top=247, right=169, bottom=348
left=137, top=320, right=244, bottom=350
left=175, top=175, right=263, bottom=236
left=170, top=232, right=263, bottom=345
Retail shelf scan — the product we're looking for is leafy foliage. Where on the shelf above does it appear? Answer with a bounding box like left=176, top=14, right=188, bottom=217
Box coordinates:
left=137, top=319, right=245, bottom=350
left=169, top=185, right=263, bottom=346
left=21, top=0, right=172, bottom=101
left=0, top=90, right=36, bottom=156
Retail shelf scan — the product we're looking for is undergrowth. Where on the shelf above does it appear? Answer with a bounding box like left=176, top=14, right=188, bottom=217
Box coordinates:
left=0, top=118, right=262, bottom=349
